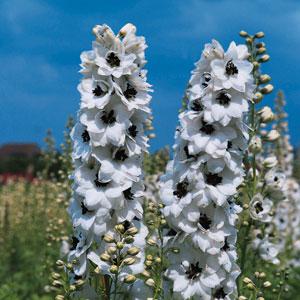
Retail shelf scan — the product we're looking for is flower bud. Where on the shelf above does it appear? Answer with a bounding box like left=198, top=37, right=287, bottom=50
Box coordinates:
left=246, top=37, right=253, bottom=44
left=259, top=272, right=266, bottom=278
left=145, top=260, right=153, bottom=267
left=94, top=266, right=101, bottom=274
left=259, top=54, right=270, bottom=62
left=266, top=129, right=280, bottom=141
left=52, top=280, right=63, bottom=287
left=69, top=285, right=76, bottom=291
left=252, top=61, right=260, bottom=69
left=123, top=257, right=136, bottom=265
left=146, top=255, right=153, bottom=260
left=263, top=281, right=272, bottom=288
left=260, top=84, right=273, bottom=94
left=56, top=260, right=64, bottom=267
left=103, top=234, right=115, bottom=243
left=107, top=246, right=117, bottom=254
left=147, top=238, right=157, bottom=246
left=257, top=47, right=266, bottom=54
left=243, top=277, right=253, bottom=284
left=255, top=271, right=260, bottom=278
left=119, top=23, right=136, bottom=38
left=243, top=204, right=249, bottom=209
left=127, top=247, right=140, bottom=256
left=148, top=133, right=156, bottom=139
left=109, top=265, right=119, bottom=274
left=263, top=156, right=277, bottom=168
left=257, top=297, right=265, bottom=300
left=259, top=74, right=271, bottom=83
left=247, top=283, right=255, bottom=290
left=142, top=270, right=151, bottom=277
left=124, top=236, right=135, bottom=243
left=145, top=278, right=155, bottom=287
left=124, top=274, right=136, bottom=283
left=255, top=31, right=265, bottom=38
left=127, top=226, right=138, bottom=235
left=115, top=224, right=125, bottom=234
left=100, top=253, right=111, bottom=262
left=253, top=92, right=263, bottom=103
left=249, top=136, right=262, bottom=153
left=155, top=257, right=162, bottom=263
left=116, top=242, right=124, bottom=249
left=239, top=30, right=248, bottom=37
left=258, top=106, right=274, bottom=122
left=51, top=272, right=61, bottom=280
left=75, top=279, right=85, bottom=287
left=256, top=42, right=265, bottom=48
left=55, top=296, right=65, bottom=300
left=238, top=297, right=247, bottom=300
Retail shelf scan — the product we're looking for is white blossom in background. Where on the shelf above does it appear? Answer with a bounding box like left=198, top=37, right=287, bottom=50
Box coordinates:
left=68, top=23, right=152, bottom=289
left=160, top=40, right=254, bottom=299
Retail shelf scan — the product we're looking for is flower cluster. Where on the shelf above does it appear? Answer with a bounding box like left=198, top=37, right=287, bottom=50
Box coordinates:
left=160, top=40, right=254, bottom=299
left=68, top=23, right=151, bottom=288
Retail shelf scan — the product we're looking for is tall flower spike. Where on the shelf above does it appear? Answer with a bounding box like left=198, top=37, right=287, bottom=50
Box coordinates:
left=68, top=23, right=152, bottom=294
left=160, top=40, right=254, bottom=299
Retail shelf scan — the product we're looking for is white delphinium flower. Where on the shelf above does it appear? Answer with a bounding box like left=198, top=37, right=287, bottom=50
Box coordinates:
left=69, top=23, right=152, bottom=289
left=249, top=193, right=273, bottom=223
left=160, top=40, right=254, bottom=299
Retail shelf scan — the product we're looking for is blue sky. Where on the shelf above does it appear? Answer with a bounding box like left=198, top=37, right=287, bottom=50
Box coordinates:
left=1, top=0, right=300, bottom=151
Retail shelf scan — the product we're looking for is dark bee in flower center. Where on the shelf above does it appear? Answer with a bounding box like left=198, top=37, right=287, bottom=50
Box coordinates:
left=213, top=287, right=227, bottom=299
left=255, top=202, right=264, bottom=214
left=225, top=60, right=238, bottom=75
left=205, top=172, right=223, bottom=186
left=123, top=187, right=134, bottom=200
left=101, top=110, right=116, bottom=125
left=200, top=120, right=215, bottom=135
left=173, top=180, right=189, bottom=198
left=198, top=213, right=212, bottom=230
left=216, top=91, right=232, bottom=106
left=114, top=148, right=128, bottom=161
left=128, top=125, right=138, bottom=138
left=106, top=52, right=120, bottom=67
left=81, top=130, right=90, bottom=143
left=123, top=84, right=137, bottom=99
left=185, top=262, right=202, bottom=280
left=92, top=85, right=104, bottom=97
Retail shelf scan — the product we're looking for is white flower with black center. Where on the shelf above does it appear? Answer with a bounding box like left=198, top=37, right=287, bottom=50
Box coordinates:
left=180, top=111, right=237, bottom=158
left=166, top=241, right=226, bottom=300
left=249, top=193, right=273, bottom=223
left=114, top=73, right=152, bottom=112
left=211, top=42, right=253, bottom=93
left=79, top=76, right=114, bottom=110
left=71, top=122, right=92, bottom=162
left=202, top=89, right=249, bottom=126
left=80, top=102, right=132, bottom=147
left=94, top=40, right=137, bottom=78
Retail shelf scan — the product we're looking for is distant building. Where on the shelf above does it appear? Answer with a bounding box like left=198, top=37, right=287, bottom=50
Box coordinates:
left=0, top=143, right=40, bottom=159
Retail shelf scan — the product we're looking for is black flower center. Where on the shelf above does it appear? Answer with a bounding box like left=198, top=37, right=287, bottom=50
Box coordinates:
left=185, top=262, right=202, bottom=280
left=123, top=187, right=134, bottom=200
left=167, top=229, right=177, bottom=236
left=94, top=173, right=109, bottom=188
left=81, top=202, right=92, bottom=215
left=114, top=148, right=128, bottom=161
left=70, top=236, right=79, bottom=251
left=106, top=52, right=120, bottom=67
left=191, top=99, right=204, bottom=112
left=225, top=60, right=238, bottom=75
left=101, top=110, right=116, bottom=125
left=227, top=141, right=232, bottom=150
left=81, top=130, right=90, bottom=143
left=216, top=92, right=231, bottom=106
left=205, top=172, right=223, bottom=186
left=173, top=180, right=189, bottom=198
left=123, top=84, right=137, bottom=99
left=128, top=125, right=138, bottom=138
left=184, top=145, right=194, bottom=159
left=255, top=202, right=264, bottom=214
left=213, top=287, right=227, bottom=299
left=201, top=72, right=212, bottom=88
left=92, top=85, right=104, bottom=97
left=221, top=238, right=230, bottom=252
left=200, top=120, right=215, bottom=135
left=199, top=213, right=212, bottom=230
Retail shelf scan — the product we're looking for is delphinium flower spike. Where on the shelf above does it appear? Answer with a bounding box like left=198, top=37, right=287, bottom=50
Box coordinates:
left=68, top=23, right=152, bottom=297
left=160, top=39, right=254, bottom=299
